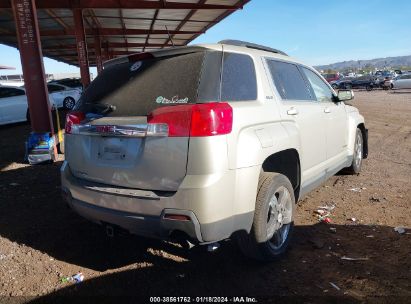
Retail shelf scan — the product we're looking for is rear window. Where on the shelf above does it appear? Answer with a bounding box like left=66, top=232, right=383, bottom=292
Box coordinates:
left=76, top=51, right=206, bottom=116
left=267, top=60, right=312, bottom=100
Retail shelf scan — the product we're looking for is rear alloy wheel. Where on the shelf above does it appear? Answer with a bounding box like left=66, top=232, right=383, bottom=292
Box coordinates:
left=237, top=172, right=295, bottom=262
left=346, top=128, right=363, bottom=174
left=63, top=97, right=76, bottom=110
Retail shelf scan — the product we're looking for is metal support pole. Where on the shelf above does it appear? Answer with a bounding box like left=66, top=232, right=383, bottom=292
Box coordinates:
left=103, top=41, right=110, bottom=61
left=73, top=8, right=90, bottom=88
left=11, top=0, right=54, bottom=133
left=12, top=0, right=58, bottom=163
left=94, top=35, right=103, bottom=74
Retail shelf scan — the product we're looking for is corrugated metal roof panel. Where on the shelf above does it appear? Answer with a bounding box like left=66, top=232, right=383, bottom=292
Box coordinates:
left=0, top=0, right=250, bottom=66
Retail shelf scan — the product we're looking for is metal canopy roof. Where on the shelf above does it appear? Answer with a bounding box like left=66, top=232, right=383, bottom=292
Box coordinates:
left=0, top=64, right=15, bottom=69
left=0, top=0, right=250, bottom=66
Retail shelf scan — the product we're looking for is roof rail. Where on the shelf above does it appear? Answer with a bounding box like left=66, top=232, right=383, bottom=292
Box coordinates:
left=218, top=40, right=288, bottom=56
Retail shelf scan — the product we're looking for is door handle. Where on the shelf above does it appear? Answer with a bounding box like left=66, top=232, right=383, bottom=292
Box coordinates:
left=324, top=107, right=331, bottom=113
left=287, top=107, right=299, bottom=115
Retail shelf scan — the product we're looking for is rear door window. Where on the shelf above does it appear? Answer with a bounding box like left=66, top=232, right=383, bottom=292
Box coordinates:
left=48, top=84, right=64, bottom=93
left=77, top=51, right=206, bottom=116
left=266, top=60, right=313, bottom=101
left=56, top=79, right=82, bottom=88
left=221, top=53, right=257, bottom=101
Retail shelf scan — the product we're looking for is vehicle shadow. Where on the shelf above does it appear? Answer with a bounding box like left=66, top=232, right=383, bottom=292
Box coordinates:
left=0, top=122, right=30, bottom=170
left=389, top=90, right=411, bottom=94
left=25, top=222, right=410, bottom=303
left=0, top=109, right=67, bottom=171
left=0, top=160, right=151, bottom=271
left=0, top=163, right=410, bottom=301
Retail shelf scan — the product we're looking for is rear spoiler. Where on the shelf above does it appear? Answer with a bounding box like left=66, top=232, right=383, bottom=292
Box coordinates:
left=102, top=46, right=210, bottom=70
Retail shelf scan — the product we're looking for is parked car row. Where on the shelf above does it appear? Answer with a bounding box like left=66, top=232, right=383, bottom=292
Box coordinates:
left=329, top=72, right=411, bottom=91
left=391, top=73, right=411, bottom=89
left=47, top=83, right=82, bottom=109
left=0, top=79, right=82, bottom=126
left=330, top=76, right=377, bottom=91
left=0, top=86, right=32, bottom=125
left=322, top=72, right=343, bottom=83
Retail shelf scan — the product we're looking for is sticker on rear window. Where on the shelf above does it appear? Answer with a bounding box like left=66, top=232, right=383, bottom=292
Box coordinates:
left=130, top=61, right=142, bottom=72
left=156, top=96, right=189, bottom=104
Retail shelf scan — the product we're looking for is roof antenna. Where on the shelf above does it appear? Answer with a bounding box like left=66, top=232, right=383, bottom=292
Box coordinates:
left=165, top=25, right=175, bottom=47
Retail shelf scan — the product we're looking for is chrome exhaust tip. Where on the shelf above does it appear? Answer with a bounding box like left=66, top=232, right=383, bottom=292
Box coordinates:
left=207, top=242, right=220, bottom=252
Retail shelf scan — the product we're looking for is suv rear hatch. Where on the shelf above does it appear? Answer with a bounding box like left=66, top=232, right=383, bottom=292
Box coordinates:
left=65, top=47, right=227, bottom=191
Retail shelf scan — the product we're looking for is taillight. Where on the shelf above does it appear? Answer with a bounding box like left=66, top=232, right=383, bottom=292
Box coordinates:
left=147, top=102, right=233, bottom=137
left=147, top=105, right=192, bottom=136
left=65, top=111, right=85, bottom=134
left=190, top=103, right=233, bottom=136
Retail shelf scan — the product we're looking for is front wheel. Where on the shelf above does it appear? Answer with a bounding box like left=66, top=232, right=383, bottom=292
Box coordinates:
left=346, top=128, right=363, bottom=174
left=63, top=97, right=76, bottom=110
left=237, top=173, right=295, bottom=262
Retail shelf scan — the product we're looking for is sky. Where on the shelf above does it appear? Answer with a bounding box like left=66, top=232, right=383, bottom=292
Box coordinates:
left=1, top=0, right=410, bottom=75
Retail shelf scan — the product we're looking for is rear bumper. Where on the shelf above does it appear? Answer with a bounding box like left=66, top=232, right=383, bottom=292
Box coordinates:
left=61, top=161, right=256, bottom=244
left=64, top=191, right=203, bottom=242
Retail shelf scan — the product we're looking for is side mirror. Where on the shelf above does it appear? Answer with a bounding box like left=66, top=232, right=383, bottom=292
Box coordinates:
left=337, top=89, right=354, bottom=102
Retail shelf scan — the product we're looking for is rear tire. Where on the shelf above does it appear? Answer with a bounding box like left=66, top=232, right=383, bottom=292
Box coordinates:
left=345, top=128, right=363, bottom=174
left=237, top=172, right=295, bottom=262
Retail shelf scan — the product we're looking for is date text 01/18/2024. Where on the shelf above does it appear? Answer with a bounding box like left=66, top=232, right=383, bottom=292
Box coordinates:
left=149, top=297, right=258, bottom=303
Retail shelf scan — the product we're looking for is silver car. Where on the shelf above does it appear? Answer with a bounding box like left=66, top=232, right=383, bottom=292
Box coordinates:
left=61, top=40, right=368, bottom=261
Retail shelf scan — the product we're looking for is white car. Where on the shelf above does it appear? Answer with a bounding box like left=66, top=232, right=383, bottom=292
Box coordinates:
left=391, top=74, right=411, bottom=89
left=0, top=85, right=55, bottom=126
left=47, top=83, right=81, bottom=110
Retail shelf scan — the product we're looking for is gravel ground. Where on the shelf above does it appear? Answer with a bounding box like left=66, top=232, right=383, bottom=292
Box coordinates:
left=0, top=90, right=410, bottom=303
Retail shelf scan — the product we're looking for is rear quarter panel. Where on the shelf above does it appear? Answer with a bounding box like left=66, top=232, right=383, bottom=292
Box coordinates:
left=223, top=51, right=302, bottom=218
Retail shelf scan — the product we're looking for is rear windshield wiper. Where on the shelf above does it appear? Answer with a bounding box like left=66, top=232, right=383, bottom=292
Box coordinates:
left=85, top=103, right=117, bottom=115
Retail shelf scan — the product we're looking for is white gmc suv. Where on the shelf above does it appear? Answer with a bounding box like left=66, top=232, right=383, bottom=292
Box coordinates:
left=61, top=40, right=368, bottom=261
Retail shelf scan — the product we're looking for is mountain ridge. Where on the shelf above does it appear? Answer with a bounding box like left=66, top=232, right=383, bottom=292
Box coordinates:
left=315, top=55, right=411, bottom=71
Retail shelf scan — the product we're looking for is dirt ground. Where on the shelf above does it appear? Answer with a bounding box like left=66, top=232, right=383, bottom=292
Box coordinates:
left=0, top=90, right=410, bottom=303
